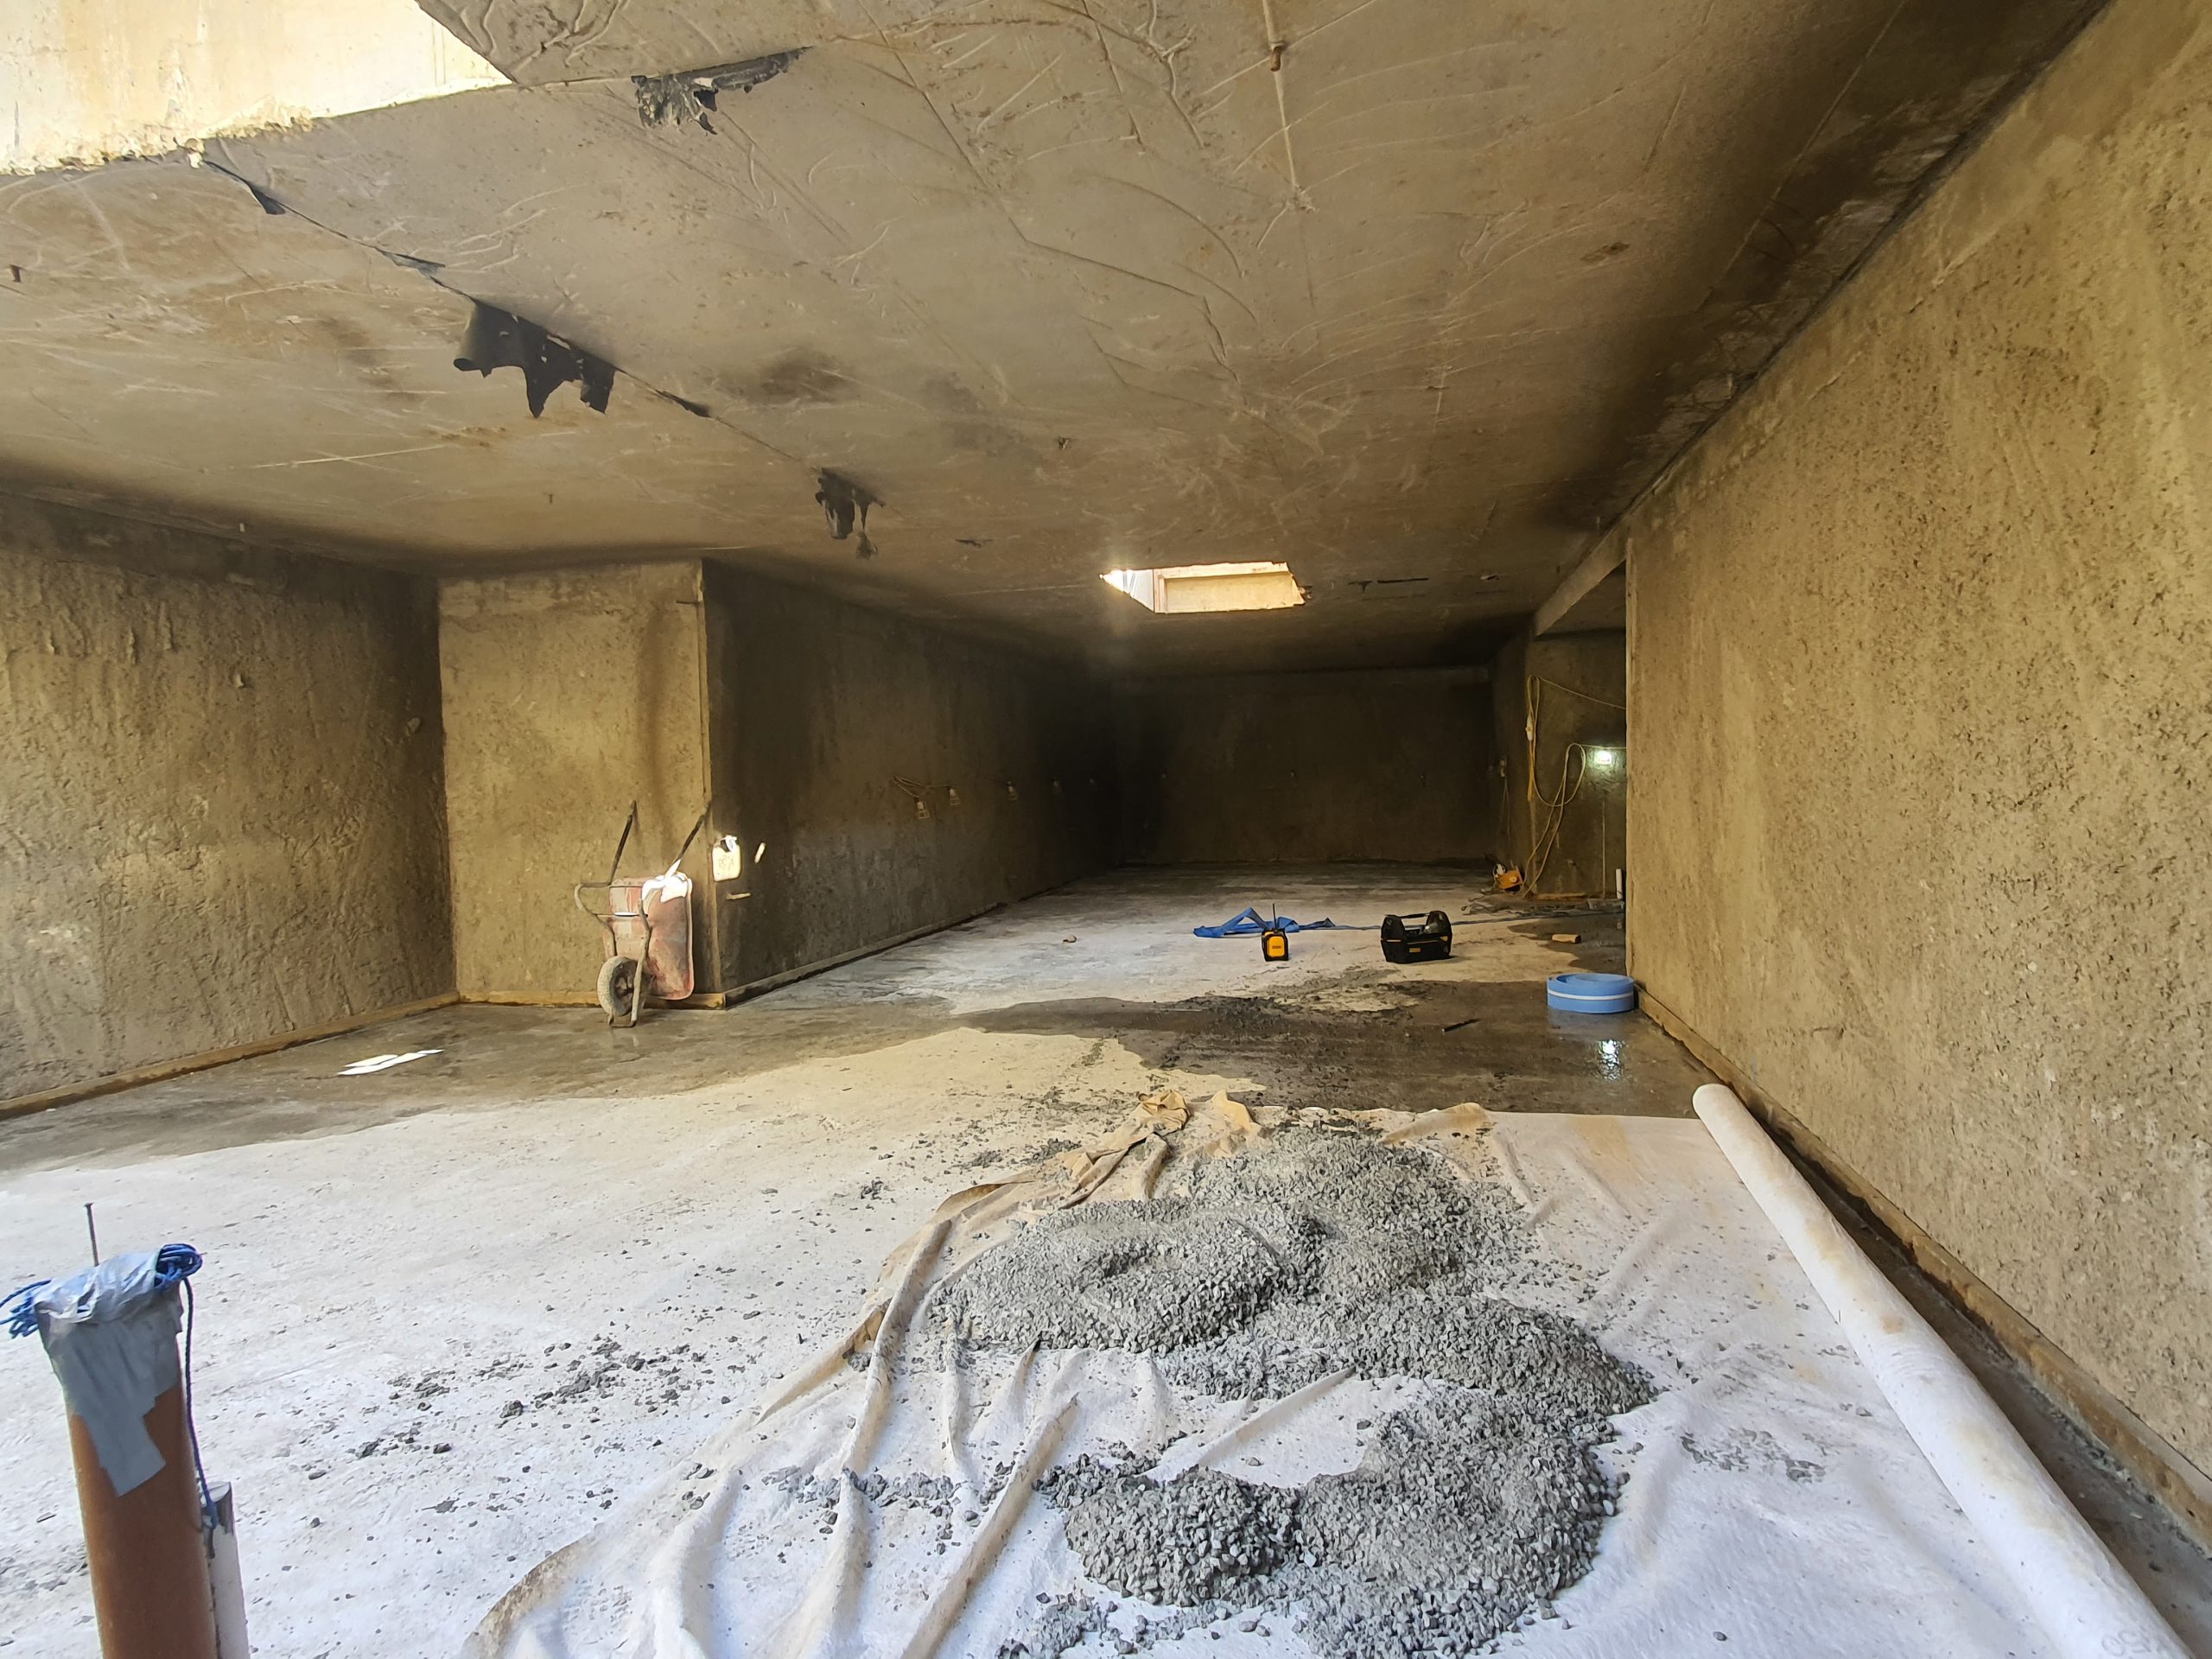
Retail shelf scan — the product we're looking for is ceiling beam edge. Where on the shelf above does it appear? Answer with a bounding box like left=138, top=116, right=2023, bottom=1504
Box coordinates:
left=1532, top=532, right=1625, bottom=638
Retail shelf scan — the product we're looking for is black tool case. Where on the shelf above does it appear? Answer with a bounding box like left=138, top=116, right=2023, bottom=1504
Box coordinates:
left=1381, top=911, right=1453, bottom=963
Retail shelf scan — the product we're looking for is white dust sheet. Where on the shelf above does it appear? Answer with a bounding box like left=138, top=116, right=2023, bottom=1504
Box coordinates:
left=468, top=1099, right=2050, bottom=1659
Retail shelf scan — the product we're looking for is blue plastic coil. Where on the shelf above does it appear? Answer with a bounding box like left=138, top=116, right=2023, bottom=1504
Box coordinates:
left=1547, top=972, right=1638, bottom=1014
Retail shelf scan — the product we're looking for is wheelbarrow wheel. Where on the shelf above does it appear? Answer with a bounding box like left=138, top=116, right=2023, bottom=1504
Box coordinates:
left=596, top=955, right=640, bottom=1022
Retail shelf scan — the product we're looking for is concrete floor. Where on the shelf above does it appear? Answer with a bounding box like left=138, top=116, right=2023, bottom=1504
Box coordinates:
left=0, top=866, right=2204, bottom=1655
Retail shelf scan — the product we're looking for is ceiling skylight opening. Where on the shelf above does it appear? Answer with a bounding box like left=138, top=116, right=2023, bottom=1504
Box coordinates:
left=1102, top=562, right=1306, bottom=615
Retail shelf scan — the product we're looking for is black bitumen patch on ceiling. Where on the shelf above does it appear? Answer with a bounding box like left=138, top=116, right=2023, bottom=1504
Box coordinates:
left=1, top=0, right=2108, bottom=677
left=199, top=156, right=288, bottom=215
left=815, top=470, right=879, bottom=557
left=453, top=300, right=615, bottom=417
left=633, top=50, right=806, bottom=131
left=200, top=152, right=626, bottom=425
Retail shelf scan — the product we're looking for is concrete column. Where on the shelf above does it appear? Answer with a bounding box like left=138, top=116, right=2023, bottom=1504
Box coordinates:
left=438, top=561, right=717, bottom=1003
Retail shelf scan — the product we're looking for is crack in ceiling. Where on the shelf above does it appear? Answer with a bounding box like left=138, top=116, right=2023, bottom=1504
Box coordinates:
left=0, top=0, right=2100, bottom=672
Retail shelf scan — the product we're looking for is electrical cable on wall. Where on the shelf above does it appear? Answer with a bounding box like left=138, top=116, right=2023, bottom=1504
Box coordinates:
left=1530, top=676, right=1627, bottom=713
left=1522, top=673, right=1626, bottom=899
left=1525, top=743, right=1593, bottom=895
left=892, top=775, right=960, bottom=819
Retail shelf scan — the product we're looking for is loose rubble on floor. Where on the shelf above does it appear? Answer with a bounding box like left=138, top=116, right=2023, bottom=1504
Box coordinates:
left=924, top=1125, right=1650, bottom=1657
left=466, top=1088, right=1658, bottom=1655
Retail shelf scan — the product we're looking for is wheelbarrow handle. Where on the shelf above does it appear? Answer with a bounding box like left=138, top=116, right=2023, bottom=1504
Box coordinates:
left=607, top=802, right=639, bottom=887
left=573, top=881, right=643, bottom=912
left=573, top=881, right=636, bottom=950
left=671, top=807, right=709, bottom=874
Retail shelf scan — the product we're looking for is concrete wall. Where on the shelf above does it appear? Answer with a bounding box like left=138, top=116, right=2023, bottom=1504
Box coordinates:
left=1116, top=668, right=1495, bottom=865
left=706, top=567, right=1113, bottom=988
left=1490, top=632, right=1628, bottom=897
left=3, top=0, right=500, bottom=171
left=440, top=563, right=715, bottom=1001
left=1624, top=0, right=2212, bottom=1476
left=0, top=497, right=448, bottom=1103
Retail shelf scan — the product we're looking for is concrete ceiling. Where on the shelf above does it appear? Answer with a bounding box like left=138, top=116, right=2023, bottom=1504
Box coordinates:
left=0, top=0, right=2092, bottom=671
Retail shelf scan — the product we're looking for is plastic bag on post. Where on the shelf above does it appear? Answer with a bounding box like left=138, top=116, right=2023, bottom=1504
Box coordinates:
left=9, top=1249, right=190, bottom=1495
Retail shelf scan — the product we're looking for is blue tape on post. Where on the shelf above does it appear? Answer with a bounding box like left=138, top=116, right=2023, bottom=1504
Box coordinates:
left=6, top=1244, right=207, bottom=1500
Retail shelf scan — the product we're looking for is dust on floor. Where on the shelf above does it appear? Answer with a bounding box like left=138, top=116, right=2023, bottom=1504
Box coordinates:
left=0, top=865, right=1671, bottom=1656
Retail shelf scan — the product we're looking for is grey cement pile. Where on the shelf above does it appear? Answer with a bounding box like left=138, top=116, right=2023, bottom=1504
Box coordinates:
left=926, top=1128, right=1641, bottom=1412
left=1047, top=1462, right=1300, bottom=1606
left=920, top=1128, right=1654, bottom=1658
left=1013, top=1590, right=1268, bottom=1657
left=1026, top=1395, right=1626, bottom=1658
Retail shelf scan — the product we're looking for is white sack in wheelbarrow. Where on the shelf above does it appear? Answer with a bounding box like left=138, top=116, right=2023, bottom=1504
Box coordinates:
left=467, top=1096, right=2061, bottom=1659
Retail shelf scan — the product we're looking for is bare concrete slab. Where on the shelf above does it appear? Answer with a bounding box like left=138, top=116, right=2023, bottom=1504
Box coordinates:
left=0, top=1, right=2097, bottom=675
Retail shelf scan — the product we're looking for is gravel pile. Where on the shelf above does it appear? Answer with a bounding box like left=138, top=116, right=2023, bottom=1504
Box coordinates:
left=1023, top=1393, right=1630, bottom=1658
left=925, top=1127, right=1655, bottom=1657
left=1290, top=1392, right=1624, bottom=1656
left=1004, top=1592, right=1252, bottom=1658
left=925, top=1128, right=1638, bottom=1414
left=1042, top=1460, right=1300, bottom=1607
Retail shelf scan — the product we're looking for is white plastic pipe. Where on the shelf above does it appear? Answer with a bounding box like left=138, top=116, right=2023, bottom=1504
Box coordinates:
left=204, top=1482, right=250, bottom=1658
left=1694, top=1084, right=2188, bottom=1659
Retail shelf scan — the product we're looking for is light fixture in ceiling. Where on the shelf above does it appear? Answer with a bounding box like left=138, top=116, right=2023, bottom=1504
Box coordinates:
left=1102, top=562, right=1304, bottom=615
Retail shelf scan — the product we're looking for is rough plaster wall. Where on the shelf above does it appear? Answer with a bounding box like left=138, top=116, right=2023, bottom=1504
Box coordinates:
left=707, top=567, right=1112, bottom=988
left=440, top=563, right=713, bottom=1000
left=1626, top=0, right=2212, bottom=1471
left=1490, top=632, right=1629, bottom=897
left=1117, top=669, right=1495, bottom=867
left=0, top=498, right=448, bottom=1100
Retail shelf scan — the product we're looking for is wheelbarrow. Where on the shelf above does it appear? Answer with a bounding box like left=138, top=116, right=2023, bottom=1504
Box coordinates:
left=574, top=803, right=707, bottom=1026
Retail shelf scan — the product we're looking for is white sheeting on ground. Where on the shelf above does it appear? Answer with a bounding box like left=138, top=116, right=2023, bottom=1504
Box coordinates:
left=469, top=1098, right=2059, bottom=1658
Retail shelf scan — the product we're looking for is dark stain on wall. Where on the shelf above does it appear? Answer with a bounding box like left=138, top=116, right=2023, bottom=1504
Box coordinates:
left=0, top=493, right=450, bottom=1102
left=703, top=565, right=1115, bottom=988
left=1571, top=0, right=2104, bottom=536
left=1116, top=667, right=1497, bottom=866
